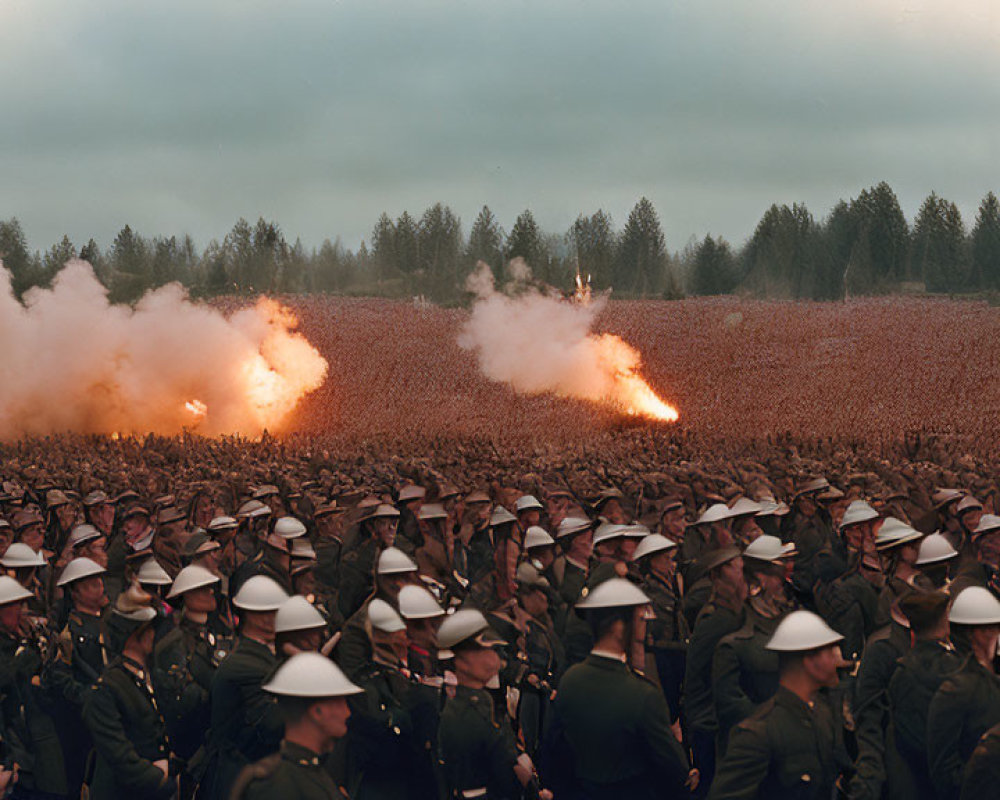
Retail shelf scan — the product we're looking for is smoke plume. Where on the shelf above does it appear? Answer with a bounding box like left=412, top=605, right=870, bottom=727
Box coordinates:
left=0, top=260, right=328, bottom=438
left=458, top=260, right=678, bottom=421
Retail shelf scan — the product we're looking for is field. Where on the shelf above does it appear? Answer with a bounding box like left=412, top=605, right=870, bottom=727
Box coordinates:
left=283, top=295, right=1000, bottom=456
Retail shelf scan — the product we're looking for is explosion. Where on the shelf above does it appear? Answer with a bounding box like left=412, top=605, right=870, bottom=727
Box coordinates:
left=459, top=260, right=679, bottom=423
left=0, top=260, right=328, bottom=438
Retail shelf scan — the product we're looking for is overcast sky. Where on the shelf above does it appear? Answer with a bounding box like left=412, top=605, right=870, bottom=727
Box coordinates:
left=2, top=0, right=998, bottom=255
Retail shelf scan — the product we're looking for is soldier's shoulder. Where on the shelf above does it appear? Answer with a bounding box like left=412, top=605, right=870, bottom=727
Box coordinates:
left=231, top=752, right=285, bottom=799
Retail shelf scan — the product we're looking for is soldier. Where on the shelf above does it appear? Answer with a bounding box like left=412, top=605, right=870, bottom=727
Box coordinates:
left=274, top=594, right=329, bottom=657
left=786, top=477, right=836, bottom=593
left=873, top=518, right=930, bottom=626
left=550, top=516, right=594, bottom=606
left=681, top=503, right=735, bottom=600
left=546, top=578, right=692, bottom=798
left=886, top=589, right=961, bottom=799
left=914, top=532, right=958, bottom=590
left=152, top=563, right=226, bottom=793
left=397, top=583, right=446, bottom=680
left=927, top=587, right=1000, bottom=800
left=1, top=542, right=48, bottom=616
left=83, top=584, right=176, bottom=800
left=459, top=489, right=495, bottom=584
left=395, top=484, right=426, bottom=556
left=230, top=516, right=306, bottom=597
left=514, top=495, right=544, bottom=535
left=708, top=610, right=850, bottom=800
left=961, top=722, right=1000, bottom=800
left=202, top=575, right=288, bottom=800
left=339, top=504, right=400, bottom=619
left=312, top=501, right=348, bottom=605
left=951, top=513, right=1000, bottom=598
left=231, top=652, right=362, bottom=799
left=438, top=608, right=551, bottom=800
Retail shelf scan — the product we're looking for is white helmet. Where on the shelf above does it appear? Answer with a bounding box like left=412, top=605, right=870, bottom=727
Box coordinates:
left=397, top=584, right=444, bottom=620
left=840, top=501, right=879, bottom=530
left=368, top=598, right=406, bottom=633
left=729, top=498, right=763, bottom=517
left=743, top=535, right=796, bottom=563
left=766, top=610, right=844, bottom=651
left=275, top=595, right=327, bottom=633
left=136, top=559, right=173, bottom=586
left=237, top=500, right=271, bottom=519
left=233, top=575, right=289, bottom=611
left=576, top=578, right=650, bottom=609
left=67, top=524, right=102, bottom=548
left=57, top=557, right=106, bottom=587
left=166, top=565, right=219, bottom=599
left=377, top=547, right=418, bottom=575
left=875, top=518, right=923, bottom=551
left=523, top=526, right=555, bottom=550
left=437, top=608, right=505, bottom=650
left=915, top=533, right=958, bottom=566
left=489, top=506, right=517, bottom=527
left=207, top=516, right=239, bottom=532
left=949, top=586, right=1000, bottom=626
left=291, top=537, right=317, bottom=559
left=556, top=517, right=594, bottom=539
left=0, top=543, right=47, bottom=568
left=515, top=495, right=544, bottom=513
left=398, top=485, right=426, bottom=503
left=418, top=503, right=448, bottom=522
left=631, top=533, right=677, bottom=562
left=695, top=503, right=734, bottom=526
left=623, top=524, right=650, bottom=539
left=973, top=514, right=1000, bottom=538
left=274, top=517, right=308, bottom=540
left=0, top=575, right=33, bottom=606
left=593, top=522, right=628, bottom=547
left=263, top=652, right=363, bottom=698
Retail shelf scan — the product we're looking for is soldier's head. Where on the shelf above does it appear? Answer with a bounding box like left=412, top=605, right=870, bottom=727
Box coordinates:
left=12, top=510, right=44, bottom=553
left=167, top=564, right=219, bottom=618
left=107, top=584, right=159, bottom=660
left=438, top=609, right=505, bottom=688
left=58, top=557, right=109, bottom=614
left=658, top=499, right=687, bottom=542
left=515, top=562, right=550, bottom=619
left=371, top=505, right=400, bottom=548
left=376, top=547, right=418, bottom=599
left=578, top=578, right=652, bottom=653
left=314, top=504, right=346, bottom=540
left=398, top=584, right=444, bottom=651
left=839, top=501, right=880, bottom=554
left=275, top=595, right=327, bottom=656
left=632, top=533, right=678, bottom=580
left=595, top=489, right=628, bottom=526
left=367, top=598, right=408, bottom=666
left=233, top=576, right=289, bottom=644
left=704, top=548, right=747, bottom=605
left=948, top=587, right=1000, bottom=663
left=0, top=576, right=31, bottom=634
left=515, top=495, right=544, bottom=529
left=265, top=653, right=362, bottom=751
left=523, top=526, right=556, bottom=571
left=556, top=517, right=595, bottom=562
left=768, top=610, right=844, bottom=691
left=899, top=590, right=950, bottom=641
left=972, top=515, right=1000, bottom=569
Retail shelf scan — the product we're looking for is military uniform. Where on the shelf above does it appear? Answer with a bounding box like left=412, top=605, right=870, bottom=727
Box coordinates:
left=708, top=686, right=848, bottom=800
left=961, top=722, right=1000, bottom=800
left=519, top=614, right=563, bottom=758
left=229, top=549, right=292, bottom=598
left=234, top=740, right=345, bottom=799
left=546, top=652, right=690, bottom=799
left=202, top=635, right=283, bottom=800
left=812, top=552, right=879, bottom=661
left=82, top=655, right=176, bottom=800
left=927, top=654, right=1000, bottom=800
left=438, top=684, right=523, bottom=800
left=886, top=638, right=963, bottom=800
left=338, top=538, right=379, bottom=620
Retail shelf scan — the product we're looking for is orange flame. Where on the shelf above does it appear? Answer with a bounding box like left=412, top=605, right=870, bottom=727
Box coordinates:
left=185, top=399, right=207, bottom=420
left=593, top=334, right=679, bottom=422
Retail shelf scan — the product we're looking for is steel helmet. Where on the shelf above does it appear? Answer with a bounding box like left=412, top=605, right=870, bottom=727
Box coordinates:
left=0, top=543, right=47, bottom=568
left=290, top=538, right=317, bottom=560
left=67, top=524, right=102, bottom=548
left=166, top=565, right=219, bottom=599
left=973, top=514, right=1000, bottom=538
left=232, top=575, right=289, bottom=611
left=576, top=578, right=650, bottom=609
left=948, top=586, right=1000, bottom=626
left=515, top=561, right=550, bottom=589
left=135, top=559, right=172, bottom=586
left=766, top=610, right=844, bottom=651
left=915, top=533, right=958, bottom=566
left=0, top=576, right=33, bottom=606
left=515, top=495, right=544, bottom=513
left=273, top=517, right=308, bottom=540
left=874, top=518, right=923, bottom=551
left=840, top=501, right=879, bottom=529
left=237, top=500, right=271, bottom=519
left=729, top=498, right=763, bottom=517
left=418, top=503, right=448, bottom=522
left=437, top=608, right=505, bottom=650
left=207, top=516, right=239, bottom=533
left=397, top=485, right=426, bottom=503
left=372, top=504, right=401, bottom=520
left=743, top=535, right=796, bottom=562
left=57, top=557, right=106, bottom=587
left=275, top=595, right=327, bottom=633
left=631, top=533, right=678, bottom=562
left=397, top=584, right=444, bottom=620
left=593, top=522, right=628, bottom=547
left=695, top=503, right=734, bottom=526
left=623, top=524, right=650, bottom=539
left=368, top=598, right=406, bottom=633
left=556, top=517, right=595, bottom=539
left=263, top=652, right=363, bottom=698
left=377, top=547, right=418, bottom=575
left=523, top=526, right=555, bottom=550
left=489, top=506, right=517, bottom=527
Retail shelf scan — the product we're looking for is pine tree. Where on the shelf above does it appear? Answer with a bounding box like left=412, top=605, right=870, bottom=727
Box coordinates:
left=466, top=206, right=504, bottom=272
left=972, top=192, right=1000, bottom=289
left=418, top=203, right=462, bottom=299
left=618, top=198, right=667, bottom=295
left=42, top=235, right=76, bottom=285
left=913, top=193, right=967, bottom=292
left=395, top=212, right=419, bottom=275
left=371, top=214, right=397, bottom=281
left=0, top=218, right=36, bottom=298
left=506, top=210, right=543, bottom=275
left=691, top=235, right=737, bottom=296
left=569, top=211, right=616, bottom=289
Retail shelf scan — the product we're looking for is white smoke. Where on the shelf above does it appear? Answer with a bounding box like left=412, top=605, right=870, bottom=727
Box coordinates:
left=458, top=260, right=678, bottom=420
left=0, top=260, right=328, bottom=438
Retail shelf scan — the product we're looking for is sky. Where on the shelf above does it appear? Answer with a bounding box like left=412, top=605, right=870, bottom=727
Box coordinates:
left=2, top=0, right=999, bottom=255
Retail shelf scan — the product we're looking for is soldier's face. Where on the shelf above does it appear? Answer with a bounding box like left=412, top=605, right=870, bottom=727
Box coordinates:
left=185, top=586, right=217, bottom=615
left=978, top=532, right=1000, bottom=567
left=804, top=645, right=840, bottom=688
left=602, top=500, right=626, bottom=525
left=314, top=697, right=351, bottom=742
left=72, top=576, right=108, bottom=610
left=519, top=509, right=541, bottom=528
left=0, top=600, right=23, bottom=634
left=18, top=524, right=43, bottom=552
left=528, top=545, right=555, bottom=570
left=82, top=537, right=108, bottom=568
left=661, top=507, right=686, bottom=539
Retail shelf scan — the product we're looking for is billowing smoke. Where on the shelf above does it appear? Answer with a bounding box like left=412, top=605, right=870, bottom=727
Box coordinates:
left=0, top=260, right=328, bottom=438
left=458, top=260, right=678, bottom=421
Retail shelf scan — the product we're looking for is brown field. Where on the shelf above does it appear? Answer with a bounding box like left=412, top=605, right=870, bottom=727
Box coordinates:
left=282, top=295, right=1000, bottom=455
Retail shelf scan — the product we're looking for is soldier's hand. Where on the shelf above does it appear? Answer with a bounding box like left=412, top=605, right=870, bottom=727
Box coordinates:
left=538, top=791, right=553, bottom=800
left=685, top=768, right=700, bottom=792
left=0, top=765, right=17, bottom=792
left=153, top=759, right=169, bottom=782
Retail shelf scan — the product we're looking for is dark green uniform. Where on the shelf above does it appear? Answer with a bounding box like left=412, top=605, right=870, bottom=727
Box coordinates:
left=886, top=638, right=963, bottom=800
left=82, top=655, right=176, bottom=800
left=711, top=602, right=781, bottom=752
left=813, top=552, right=879, bottom=661
left=519, top=614, right=563, bottom=758
left=961, top=722, right=1000, bottom=800
left=708, top=686, right=848, bottom=800
left=234, top=740, right=345, bottom=799
left=203, top=635, right=283, bottom=800
left=546, top=652, right=690, bottom=798
left=338, top=538, right=378, bottom=620
left=642, top=570, right=689, bottom=722
left=438, top=685, right=523, bottom=800
left=229, top=549, right=292, bottom=597
left=927, top=654, right=1000, bottom=800
left=550, top=555, right=587, bottom=607
left=847, top=620, right=910, bottom=800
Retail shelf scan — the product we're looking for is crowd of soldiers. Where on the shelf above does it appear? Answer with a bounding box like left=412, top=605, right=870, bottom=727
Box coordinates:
left=1, top=437, right=1000, bottom=799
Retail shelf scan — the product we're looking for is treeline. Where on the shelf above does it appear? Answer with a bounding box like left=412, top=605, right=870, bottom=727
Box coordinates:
left=2, top=184, right=999, bottom=304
